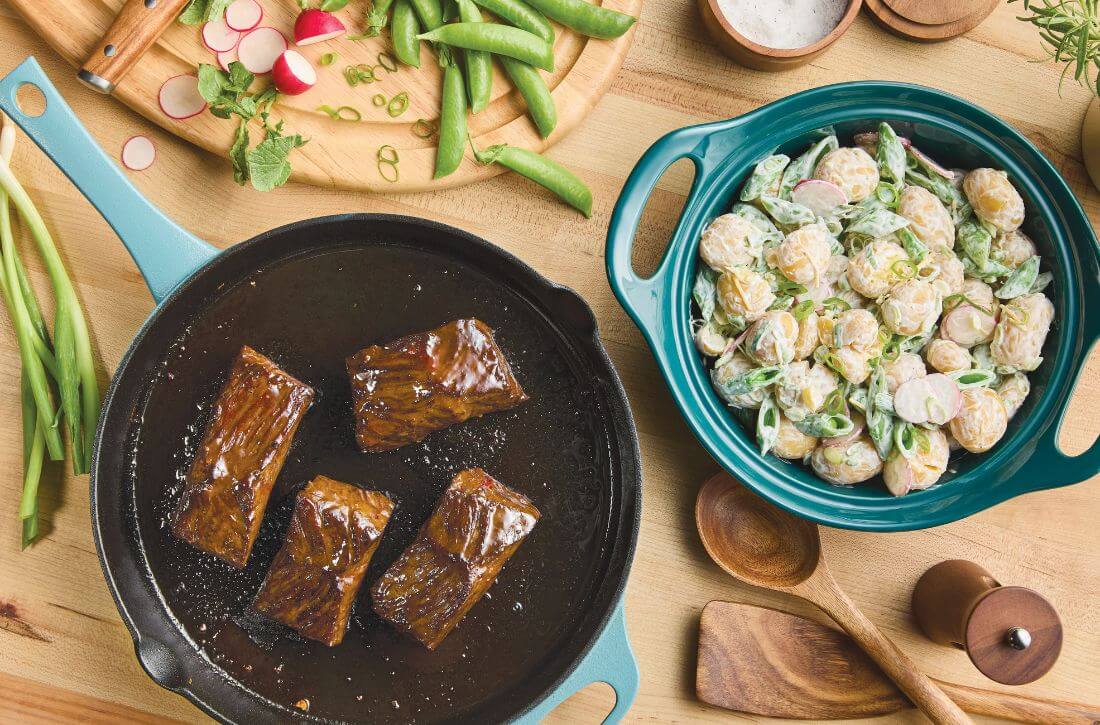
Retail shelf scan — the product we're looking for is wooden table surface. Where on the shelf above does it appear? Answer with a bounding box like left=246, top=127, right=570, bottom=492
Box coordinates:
left=1, top=2, right=1098, bottom=723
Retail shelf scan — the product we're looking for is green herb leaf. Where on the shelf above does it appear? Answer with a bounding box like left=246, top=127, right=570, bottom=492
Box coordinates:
left=178, top=0, right=208, bottom=25
left=230, top=119, right=251, bottom=186
left=197, top=63, right=227, bottom=103
left=247, top=132, right=306, bottom=191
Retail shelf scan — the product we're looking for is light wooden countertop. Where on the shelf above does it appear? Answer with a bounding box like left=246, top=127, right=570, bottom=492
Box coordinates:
left=1, top=2, right=1098, bottom=722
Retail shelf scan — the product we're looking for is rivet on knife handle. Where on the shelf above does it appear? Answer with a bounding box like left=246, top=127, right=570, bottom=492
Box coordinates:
left=78, top=0, right=192, bottom=94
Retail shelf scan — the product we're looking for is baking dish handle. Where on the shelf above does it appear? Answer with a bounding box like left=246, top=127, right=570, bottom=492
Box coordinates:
left=0, top=56, right=217, bottom=302
left=512, top=602, right=638, bottom=724
left=606, top=124, right=713, bottom=344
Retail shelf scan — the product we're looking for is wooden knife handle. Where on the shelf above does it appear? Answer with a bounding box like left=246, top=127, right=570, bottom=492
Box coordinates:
left=78, top=0, right=192, bottom=94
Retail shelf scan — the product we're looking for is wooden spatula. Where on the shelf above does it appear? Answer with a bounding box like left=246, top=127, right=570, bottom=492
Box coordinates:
left=697, top=601, right=1100, bottom=724
left=78, top=0, right=192, bottom=94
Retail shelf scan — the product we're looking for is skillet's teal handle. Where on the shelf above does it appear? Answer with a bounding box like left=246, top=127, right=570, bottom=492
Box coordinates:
left=512, top=603, right=638, bottom=724
left=0, top=57, right=216, bottom=302
left=606, top=125, right=713, bottom=342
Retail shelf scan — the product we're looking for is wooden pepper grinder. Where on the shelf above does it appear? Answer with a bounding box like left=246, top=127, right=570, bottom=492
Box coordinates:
left=912, top=560, right=1062, bottom=686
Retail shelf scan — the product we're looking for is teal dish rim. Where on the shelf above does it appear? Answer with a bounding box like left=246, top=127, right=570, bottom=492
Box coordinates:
left=607, top=81, right=1100, bottom=531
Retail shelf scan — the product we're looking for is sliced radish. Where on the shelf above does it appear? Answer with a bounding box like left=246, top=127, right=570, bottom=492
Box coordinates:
left=217, top=45, right=239, bottom=72
left=121, top=135, right=156, bottom=171
left=853, top=131, right=912, bottom=153
left=294, top=8, right=346, bottom=46
left=272, top=50, right=317, bottom=95
left=202, top=20, right=241, bottom=52
left=894, top=374, right=960, bottom=426
left=158, top=75, right=207, bottom=120
left=909, top=146, right=953, bottom=179
left=792, top=179, right=847, bottom=215
left=225, top=0, right=263, bottom=32
left=237, top=27, right=288, bottom=74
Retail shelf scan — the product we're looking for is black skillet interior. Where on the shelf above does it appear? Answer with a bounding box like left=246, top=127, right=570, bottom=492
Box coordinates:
left=91, top=215, right=640, bottom=724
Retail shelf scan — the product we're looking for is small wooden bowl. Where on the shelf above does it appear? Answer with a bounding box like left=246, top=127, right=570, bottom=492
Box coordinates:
left=698, top=0, right=863, bottom=71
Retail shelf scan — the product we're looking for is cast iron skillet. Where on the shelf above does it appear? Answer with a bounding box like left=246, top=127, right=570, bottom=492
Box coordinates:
left=0, top=58, right=641, bottom=724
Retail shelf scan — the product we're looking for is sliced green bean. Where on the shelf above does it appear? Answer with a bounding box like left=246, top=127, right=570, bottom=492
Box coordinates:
left=499, top=56, right=556, bottom=138
left=520, top=0, right=635, bottom=39
left=435, top=62, right=468, bottom=178
left=408, top=0, right=444, bottom=29
left=455, top=0, right=493, bottom=114
left=418, top=23, right=555, bottom=72
left=392, top=0, right=422, bottom=68
left=471, top=140, right=592, bottom=216
left=469, top=0, right=554, bottom=43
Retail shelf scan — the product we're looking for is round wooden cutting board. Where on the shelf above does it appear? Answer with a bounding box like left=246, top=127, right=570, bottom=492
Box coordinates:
left=7, top=0, right=639, bottom=191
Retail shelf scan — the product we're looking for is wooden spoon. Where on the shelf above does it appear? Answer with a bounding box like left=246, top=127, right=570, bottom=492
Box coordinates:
left=697, top=601, right=1100, bottom=724
left=695, top=472, right=972, bottom=725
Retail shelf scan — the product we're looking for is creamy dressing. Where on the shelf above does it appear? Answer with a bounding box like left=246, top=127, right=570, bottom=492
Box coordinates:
left=717, top=0, right=848, bottom=49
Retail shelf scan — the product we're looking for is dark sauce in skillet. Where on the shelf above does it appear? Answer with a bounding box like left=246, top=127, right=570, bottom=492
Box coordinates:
left=128, top=243, right=614, bottom=723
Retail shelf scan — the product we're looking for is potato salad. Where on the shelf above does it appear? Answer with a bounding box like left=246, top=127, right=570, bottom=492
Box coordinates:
left=692, top=123, right=1054, bottom=496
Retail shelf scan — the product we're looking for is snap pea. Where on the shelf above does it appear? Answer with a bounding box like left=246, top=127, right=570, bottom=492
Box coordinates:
left=779, top=133, right=837, bottom=199
left=455, top=0, right=493, bottom=114
left=435, top=61, right=468, bottom=179
left=470, top=140, right=592, bottom=216
left=729, top=203, right=781, bottom=243
left=470, top=0, right=554, bottom=43
left=757, top=395, right=780, bottom=457
left=957, top=218, right=992, bottom=269
left=392, top=0, right=422, bottom=67
left=897, top=227, right=927, bottom=264
left=693, top=266, right=718, bottom=322
left=876, top=122, right=906, bottom=185
left=419, top=23, right=555, bottom=71
left=758, top=196, right=815, bottom=227
left=794, top=412, right=854, bottom=439
left=845, top=207, right=909, bottom=237
left=520, top=0, right=635, bottom=39
left=995, top=255, right=1040, bottom=299
left=740, top=154, right=789, bottom=202
left=409, top=0, right=444, bottom=29
left=499, top=56, right=556, bottom=138
left=711, top=365, right=783, bottom=398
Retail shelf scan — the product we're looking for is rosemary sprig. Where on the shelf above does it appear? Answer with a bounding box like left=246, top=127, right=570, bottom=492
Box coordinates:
left=1012, top=0, right=1100, bottom=95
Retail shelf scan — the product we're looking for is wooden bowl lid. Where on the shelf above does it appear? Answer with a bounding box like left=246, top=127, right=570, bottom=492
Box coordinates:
left=965, top=586, right=1063, bottom=686
left=864, top=0, right=998, bottom=42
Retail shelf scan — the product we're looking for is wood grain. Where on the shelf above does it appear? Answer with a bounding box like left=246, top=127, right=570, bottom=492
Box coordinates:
left=0, top=1, right=1099, bottom=723
left=697, top=601, right=1100, bottom=724
left=79, top=0, right=192, bottom=92
left=864, top=0, right=999, bottom=42
left=882, top=0, right=979, bottom=26
left=8, top=0, right=640, bottom=191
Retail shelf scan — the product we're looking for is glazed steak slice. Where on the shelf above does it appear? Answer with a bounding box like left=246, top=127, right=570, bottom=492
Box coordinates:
left=253, top=476, right=395, bottom=646
left=172, top=346, right=314, bottom=568
left=372, top=468, right=540, bottom=650
left=346, top=318, right=528, bottom=453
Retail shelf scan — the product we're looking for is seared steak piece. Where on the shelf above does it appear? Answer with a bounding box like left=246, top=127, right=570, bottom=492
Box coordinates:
left=172, top=346, right=314, bottom=568
left=372, top=468, right=540, bottom=649
left=253, top=476, right=395, bottom=646
left=346, top=318, right=527, bottom=453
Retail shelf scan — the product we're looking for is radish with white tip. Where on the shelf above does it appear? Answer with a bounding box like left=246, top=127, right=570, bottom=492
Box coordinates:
left=225, top=0, right=264, bottom=32
left=158, top=75, right=207, bottom=120
left=791, top=179, right=847, bottom=215
left=237, top=27, right=288, bottom=74
left=294, top=8, right=346, bottom=45
left=893, top=374, right=961, bottom=426
left=202, top=20, right=242, bottom=53
left=272, top=51, right=317, bottom=95
left=121, top=136, right=156, bottom=171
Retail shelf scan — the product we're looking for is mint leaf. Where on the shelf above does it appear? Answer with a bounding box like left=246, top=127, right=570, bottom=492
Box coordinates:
left=247, top=133, right=305, bottom=192
left=196, top=64, right=226, bottom=103
left=230, top=119, right=251, bottom=186
left=179, top=0, right=208, bottom=25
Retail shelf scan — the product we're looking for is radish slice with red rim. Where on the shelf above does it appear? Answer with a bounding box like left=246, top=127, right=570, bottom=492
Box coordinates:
left=202, top=20, right=241, bottom=52
left=238, top=27, right=288, bottom=73
left=791, top=179, right=847, bottom=214
left=225, top=0, right=263, bottom=32
left=217, top=46, right=239, bottom=71
left=121, top=136, right=156, bottom=171
left=158, top=75, right=207, bottom=120
left=894, top=374, right=960, bottom=426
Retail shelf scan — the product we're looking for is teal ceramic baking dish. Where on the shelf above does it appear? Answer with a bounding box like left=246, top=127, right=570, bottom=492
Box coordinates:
left=607, top=81, right=1100, bottom=531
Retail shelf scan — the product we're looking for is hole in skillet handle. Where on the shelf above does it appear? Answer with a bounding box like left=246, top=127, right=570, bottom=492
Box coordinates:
left=14, top=82, right=46, bottom=118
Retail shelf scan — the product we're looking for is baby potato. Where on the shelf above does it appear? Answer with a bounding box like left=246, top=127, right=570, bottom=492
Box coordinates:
left=963, top=168, right=1025, bottom=232
left=881, top=279, right=939, bottom=336
left=811, top=437, right=883, bottom=485
left=882, top=352, right=927, bottom=394
left=745, top=310, right=799, bottom=366
left=992, top=229, right=1038, bottom=270
left=898, top=186, right=954, bottom=249
left=814, top=147, right=880, bottom=203
left=793, top=312, right=820, bottom=361
left=883, top=428, right=950, bottom=496
left=832, top=345, right=873, bottom=385
left=700, top=214, right=761, bottom=271
left=775, top=361, right=839, bottom=421
left=712, top=351, right=767, bottom=409
left=991, top=293, right=1055, bottom=372
left=717, top=267, right=776, bottom=322
left=926, top=338, right=971, bottom=374
left=832, top=308, right=879, bottom=351
left=949, top=387, right=1008, bottom=453
left=694, top=320, right=728, bottom=356
left=921, top=245, right=965, bottom=298
left=773, top=413, right=818, bottom=460
left=996, top=372, right=1031, bottom=420
left=766, top=222, right=834, bottom=287
left=848, top=239, right=908, bottom=299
